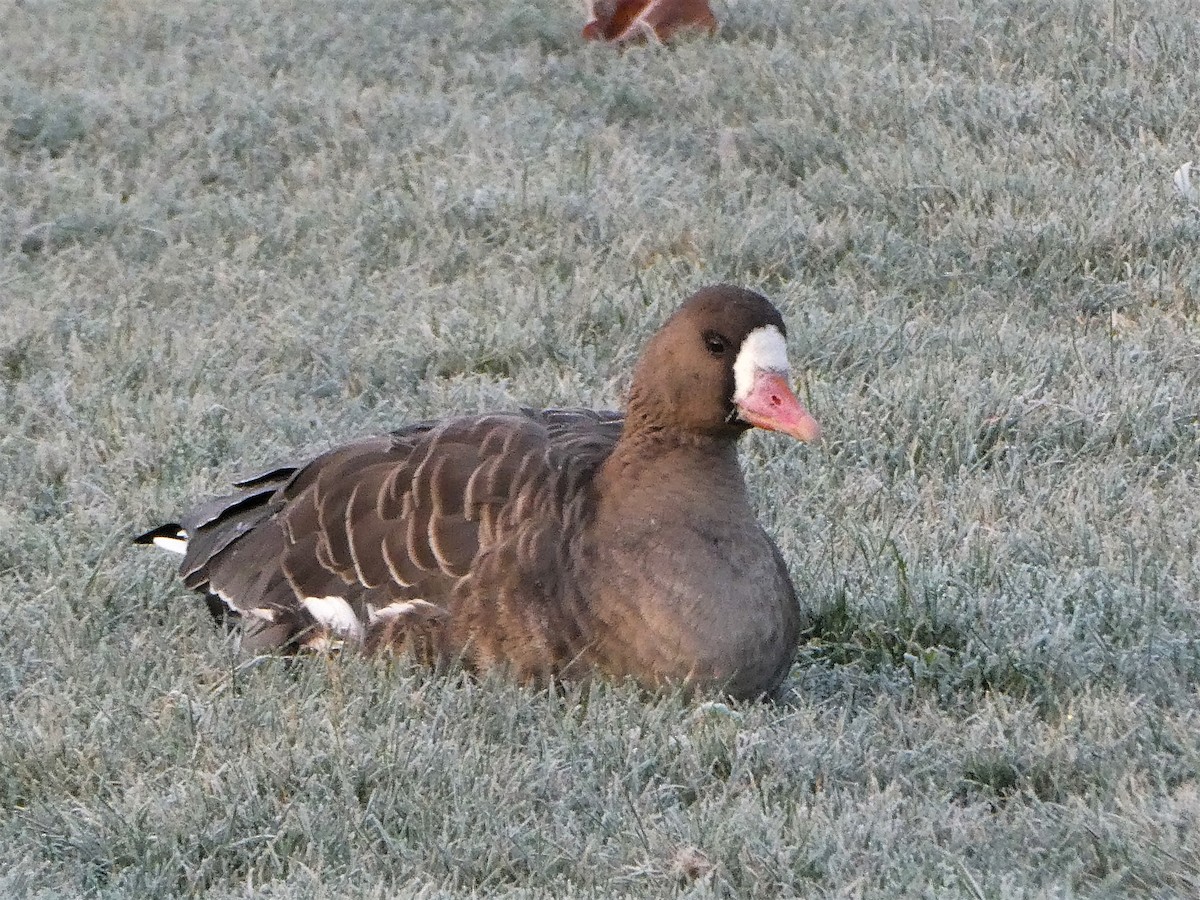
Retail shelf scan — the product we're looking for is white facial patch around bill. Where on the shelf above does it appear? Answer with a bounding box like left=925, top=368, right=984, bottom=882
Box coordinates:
left=732, top=325, right=790, bottom=402
left=302, top=595, right=365, bottom=642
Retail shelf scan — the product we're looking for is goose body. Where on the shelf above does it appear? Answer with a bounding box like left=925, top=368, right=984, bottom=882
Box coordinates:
left=138, top=285, right=820, bottom=699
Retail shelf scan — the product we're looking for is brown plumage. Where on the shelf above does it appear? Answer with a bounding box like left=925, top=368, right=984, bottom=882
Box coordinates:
left=136, top=285, right=821, bottom=699
left=582, top=0, right=718, bottom=45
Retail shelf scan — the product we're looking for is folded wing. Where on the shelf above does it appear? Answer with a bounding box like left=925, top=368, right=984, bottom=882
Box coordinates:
left=142, top=409, right=623, bottom=655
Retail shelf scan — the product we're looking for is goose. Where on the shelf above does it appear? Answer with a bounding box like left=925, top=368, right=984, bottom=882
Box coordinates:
left=137, top=285, right=820, bottom=699
left=582, top=0, right=718, bottom=45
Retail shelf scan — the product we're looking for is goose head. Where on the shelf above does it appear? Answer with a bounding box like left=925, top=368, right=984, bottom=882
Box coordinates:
left=624, top=285, right=821, bottom=444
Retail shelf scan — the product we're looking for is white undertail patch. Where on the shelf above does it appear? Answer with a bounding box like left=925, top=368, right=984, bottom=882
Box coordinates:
left=302, top=595, right=365, bottom=642
left=152, top=531, right=189, bottom=555
left=215, top=588, right=240, bottom=614
left=367, top=598, right=445, bottom=624
left=732, top=325, right=790, bottom=403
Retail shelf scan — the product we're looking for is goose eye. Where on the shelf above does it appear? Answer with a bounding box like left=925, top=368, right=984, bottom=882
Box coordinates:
left=703, top=332, right=728, bottom=356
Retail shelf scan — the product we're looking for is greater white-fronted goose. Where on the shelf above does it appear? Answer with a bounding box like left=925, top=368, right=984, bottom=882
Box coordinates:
left=583, top=0, right=718, bottom=45
left=137, top=285, right=820, bottom=699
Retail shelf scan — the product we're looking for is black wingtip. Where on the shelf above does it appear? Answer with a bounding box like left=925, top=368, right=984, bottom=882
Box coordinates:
left=133, top=523, right=184, bottom=546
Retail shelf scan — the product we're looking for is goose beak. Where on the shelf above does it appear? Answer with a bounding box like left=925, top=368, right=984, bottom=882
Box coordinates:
left=736, top=370, right=821, bottom=443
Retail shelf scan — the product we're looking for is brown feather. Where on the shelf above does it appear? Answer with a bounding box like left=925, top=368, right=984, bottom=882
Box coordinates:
left=343, top=465, right=396, bottom=588
left=583, top=0, right=718, bottom=44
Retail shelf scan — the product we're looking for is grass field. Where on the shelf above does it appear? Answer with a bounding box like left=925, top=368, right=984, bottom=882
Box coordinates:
left=3, top=0, right=1200, bottom=895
